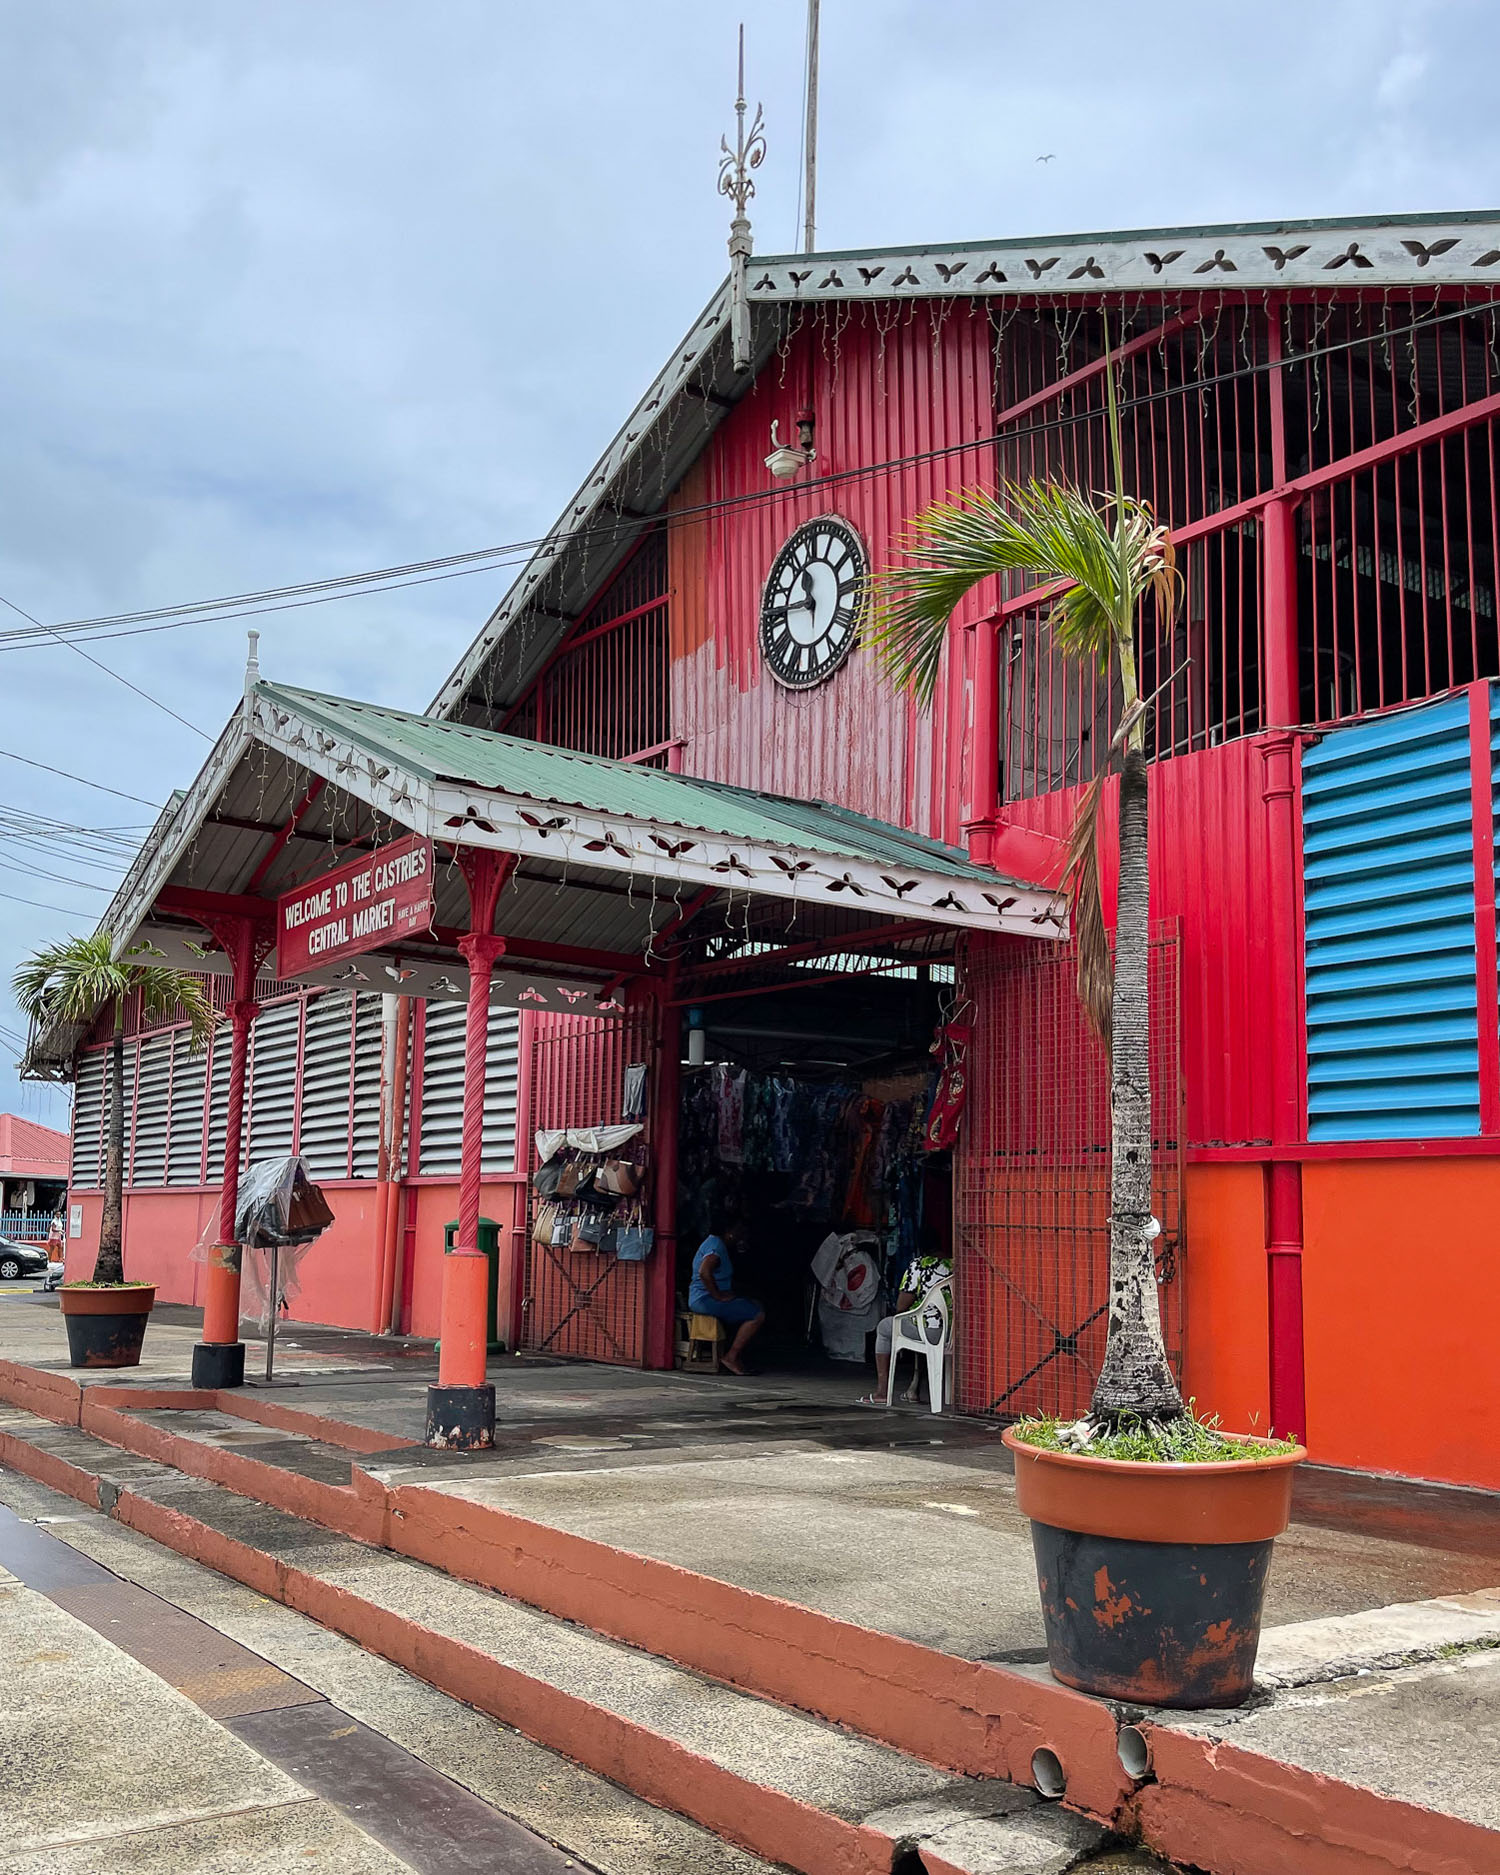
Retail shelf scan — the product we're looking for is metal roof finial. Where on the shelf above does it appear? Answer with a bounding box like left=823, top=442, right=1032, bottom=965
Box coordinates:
left=244, top=628, right=261, bottom=701
left=718, top=24, right=766, bottom=372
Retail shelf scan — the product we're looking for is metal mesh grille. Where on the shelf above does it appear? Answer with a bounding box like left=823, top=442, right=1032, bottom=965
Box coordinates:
left=522, top=1007, right=655, bottom=1366
left=955, top=929, right=1184, bottom=1421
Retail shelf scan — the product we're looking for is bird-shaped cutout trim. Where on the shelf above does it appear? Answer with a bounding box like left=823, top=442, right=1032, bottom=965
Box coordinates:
left=880, top=876, right=921, bottom=897
left=651, top=834, right=696, bottom=858
left=825, top=873, right=867, bottom=896
left=519, top=811, right=570, bottom=836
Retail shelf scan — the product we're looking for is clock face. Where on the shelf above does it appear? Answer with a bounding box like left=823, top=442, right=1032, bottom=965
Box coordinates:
left=759, top=517, right=867, bottom=690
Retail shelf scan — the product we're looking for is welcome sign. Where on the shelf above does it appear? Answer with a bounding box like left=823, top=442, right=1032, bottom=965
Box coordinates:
left=277, top=833, right=435, bottom=977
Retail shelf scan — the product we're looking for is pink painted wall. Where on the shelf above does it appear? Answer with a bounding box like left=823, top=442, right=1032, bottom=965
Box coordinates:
left=65, top=1177, right=524, bottom=1342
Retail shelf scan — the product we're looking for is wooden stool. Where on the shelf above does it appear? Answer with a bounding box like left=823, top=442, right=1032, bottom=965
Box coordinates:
left=675, top=1309, right=724, bottom=1372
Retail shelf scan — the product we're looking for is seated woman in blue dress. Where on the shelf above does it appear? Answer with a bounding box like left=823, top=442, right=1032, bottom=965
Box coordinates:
left=688, top=1217, right=764, bottom=1375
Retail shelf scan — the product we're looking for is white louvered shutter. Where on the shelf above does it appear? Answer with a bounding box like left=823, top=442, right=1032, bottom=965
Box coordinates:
left=166, top=1031, right=208, bottom=1185
left=417, top=1001, right=465, bottom=1176
left=71, top=1051, right=106, bottom=1190
left=205, top=1030, right=232, bottom=1183
left=247, top=999, right=300, bottom=1163
left=298, top=991, right=355, bottom=1180
left=418, top=1003, right=518, bottom=1176
left=130, top=1035, right=171, bottom=1187
left=348, top=995, right=385, bottom=1181
left=483, top=1009, right=519, bottom=1173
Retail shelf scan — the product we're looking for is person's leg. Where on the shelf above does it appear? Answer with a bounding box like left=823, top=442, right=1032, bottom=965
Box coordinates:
left=860, top=1317, right=895, bottom=1403
left=722, top=1303, right=764, bottom=1374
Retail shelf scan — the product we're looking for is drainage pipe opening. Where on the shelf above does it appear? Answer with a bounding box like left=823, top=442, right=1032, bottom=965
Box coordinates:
left=1117, top=1724, right=1151, bottom=1780
left=1031, top=1747, right=1066, bottom=1799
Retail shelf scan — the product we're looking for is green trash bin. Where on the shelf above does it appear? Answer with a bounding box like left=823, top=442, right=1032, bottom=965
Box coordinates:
left=442, top=1217, right=503, bottom=1354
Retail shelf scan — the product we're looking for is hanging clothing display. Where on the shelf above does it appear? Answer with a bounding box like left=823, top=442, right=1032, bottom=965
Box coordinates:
left=923, top=1016, right=973, bottom=1153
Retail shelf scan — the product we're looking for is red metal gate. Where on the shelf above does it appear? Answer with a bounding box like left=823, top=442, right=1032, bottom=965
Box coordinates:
left=521, top=1005, right=656, bottom=1365
left=955, top=929, right=1184, bottom=1420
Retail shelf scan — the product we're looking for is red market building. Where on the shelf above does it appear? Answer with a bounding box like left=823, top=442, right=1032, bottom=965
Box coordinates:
left=30, top=209, right=1500, bottom=1487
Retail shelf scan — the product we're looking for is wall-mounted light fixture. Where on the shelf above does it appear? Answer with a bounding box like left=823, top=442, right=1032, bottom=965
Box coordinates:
left=764, top=412, right=816, bottom=480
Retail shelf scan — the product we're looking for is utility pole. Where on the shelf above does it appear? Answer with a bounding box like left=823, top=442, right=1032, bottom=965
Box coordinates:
left=802, top=0, right=820, bottom=253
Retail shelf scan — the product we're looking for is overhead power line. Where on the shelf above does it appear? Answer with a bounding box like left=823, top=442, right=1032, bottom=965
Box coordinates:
left=0, top=296, right=1490, bottom=656
left=0, top=591, right=211, bottom=739
left=0, top=749, right=163, bottom=808
left=0, top=885, right=108, bottom=918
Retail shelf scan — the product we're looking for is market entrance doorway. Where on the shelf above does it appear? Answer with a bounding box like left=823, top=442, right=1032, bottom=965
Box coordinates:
left=673, top=956, right=957, bottom=1393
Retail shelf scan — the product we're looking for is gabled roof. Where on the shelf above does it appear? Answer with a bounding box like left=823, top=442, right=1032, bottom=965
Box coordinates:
left=23, top=676, right=1060, bottom=1077
left=0, top=1114, right=69, bottom=1177
left=264, top=684, right=1009, bottom=885
left=429, top=208, right=1500, bottom=724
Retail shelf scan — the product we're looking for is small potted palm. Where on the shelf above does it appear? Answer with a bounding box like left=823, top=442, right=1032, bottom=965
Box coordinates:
left=13, top=933, right=216, bottom=1368
left=875, top=327, right=1303, bottom=1709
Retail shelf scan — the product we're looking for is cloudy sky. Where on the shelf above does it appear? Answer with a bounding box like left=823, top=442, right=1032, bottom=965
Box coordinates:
left=2, top=0, right=1497, bottom=1127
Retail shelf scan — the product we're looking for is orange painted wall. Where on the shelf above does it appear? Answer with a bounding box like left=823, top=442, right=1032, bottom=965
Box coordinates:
left=1301, top=1157, right=1500, bottom=1490
left=1180, top=1163, right=1271, bottom=1437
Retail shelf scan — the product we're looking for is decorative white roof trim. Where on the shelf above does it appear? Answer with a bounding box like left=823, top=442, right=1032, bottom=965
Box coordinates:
left=746, top=220, right=1500, bottom=300
left=428, top=281, right=734, bottom=719
left=108, top=715, right=252, bottom=961
left=245, top=697, right=1062, bottom=940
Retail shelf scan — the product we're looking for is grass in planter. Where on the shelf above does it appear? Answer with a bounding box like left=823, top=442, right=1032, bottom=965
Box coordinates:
left=1012, top=1405, right=1299, bottom=1463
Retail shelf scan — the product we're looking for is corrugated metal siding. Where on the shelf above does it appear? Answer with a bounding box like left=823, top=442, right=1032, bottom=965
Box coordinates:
left=1005, top=736, right=1281, bottom=1149
left=668, top=305, right=996, bottom=843
left=1302, top=695, right=1480, bottom=1141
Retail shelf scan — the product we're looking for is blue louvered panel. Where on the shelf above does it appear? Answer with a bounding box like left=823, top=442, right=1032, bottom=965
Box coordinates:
left=1303, top=695, right=1480, bottom=1141
left=1491, top=682, right=1500, bottom=1065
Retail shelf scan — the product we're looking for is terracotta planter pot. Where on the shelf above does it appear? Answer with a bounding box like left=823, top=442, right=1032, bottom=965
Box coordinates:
left=1003, top=1427, right=1306, bottom=1709
left=58, top=1284, right=156, bottom=1370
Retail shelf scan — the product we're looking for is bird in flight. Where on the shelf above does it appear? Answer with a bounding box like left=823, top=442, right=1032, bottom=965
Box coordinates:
left=1036, top=153, right=1056, bottom=163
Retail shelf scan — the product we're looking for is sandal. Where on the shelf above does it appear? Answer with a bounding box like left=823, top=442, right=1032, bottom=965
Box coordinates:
left=854, top=1394, right=890, bottom=1408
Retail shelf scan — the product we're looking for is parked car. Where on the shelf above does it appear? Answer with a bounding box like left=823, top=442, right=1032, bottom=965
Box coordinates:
left=0, top=1239, right=50, bottom=1281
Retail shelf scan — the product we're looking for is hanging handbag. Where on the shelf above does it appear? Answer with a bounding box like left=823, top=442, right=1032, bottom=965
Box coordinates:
left=557, top=1160, right=587, bottom=1198
left=569, top=1211, right=607, bottom=1253
left=531, top=1202, right=559, bottom=1247
left=534, top=1160, right=564, bottom=1199
left=596, top=1221, right=619, bottom=1258
left=615, top=1224, right=654, bottom=1262
left=550, top=1210, right=574, bottom=1248
left=596, top=1159, right=640, bottom=1198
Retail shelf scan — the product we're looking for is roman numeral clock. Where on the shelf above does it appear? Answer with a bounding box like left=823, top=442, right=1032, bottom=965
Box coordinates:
left=758, top=517, right=868, bottom=690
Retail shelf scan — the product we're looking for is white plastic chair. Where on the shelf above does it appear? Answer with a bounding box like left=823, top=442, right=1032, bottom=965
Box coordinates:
left=886, top=1277, right=952, bottom=1413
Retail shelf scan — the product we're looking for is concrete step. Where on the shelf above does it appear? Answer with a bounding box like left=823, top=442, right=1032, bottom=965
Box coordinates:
left=0, top=1405, right=1110, bottom=1875
left=29, top=1388, right=1139, bottom=1822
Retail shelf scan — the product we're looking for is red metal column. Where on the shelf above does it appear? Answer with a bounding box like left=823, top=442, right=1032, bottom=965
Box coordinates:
left=1469, top=681, right=1500, bottom=1134
left=644, top=987, right=680, bottom=1370
left=192, top=916, right=271, bottom=1389
left=1260, top=354, right=1309, bottom=1436
left=425, top=849, right=512, bottom=1448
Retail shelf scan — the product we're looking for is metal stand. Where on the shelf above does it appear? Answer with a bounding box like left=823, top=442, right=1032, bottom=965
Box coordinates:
left=265, top=1243, right=279, bottom=1382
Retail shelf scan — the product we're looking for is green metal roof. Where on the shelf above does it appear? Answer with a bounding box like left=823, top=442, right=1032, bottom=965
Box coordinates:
left=262, top=681, right=1021, bottom=885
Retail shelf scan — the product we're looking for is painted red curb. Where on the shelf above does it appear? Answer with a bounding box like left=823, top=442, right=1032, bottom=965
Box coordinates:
left=1137, top=1725, right=1500, bottom=1875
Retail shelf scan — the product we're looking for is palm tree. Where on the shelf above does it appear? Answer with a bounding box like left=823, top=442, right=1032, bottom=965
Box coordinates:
left=13, top=934, right=216, bottom=1285
left=873, top=334, right=1185, bottom=1426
